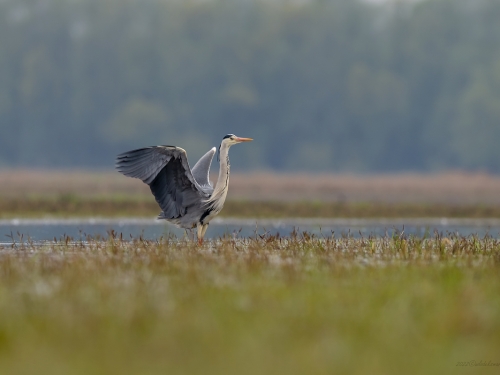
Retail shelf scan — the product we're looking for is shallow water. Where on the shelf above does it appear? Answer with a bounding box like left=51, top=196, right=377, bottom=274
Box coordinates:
left=1, top=217, right=500, bottom=245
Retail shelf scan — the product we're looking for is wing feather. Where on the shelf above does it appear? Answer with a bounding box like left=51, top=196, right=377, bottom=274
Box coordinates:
left=115, top=146, right=173, bottom=184
left=115, top=145, right=209, bottom=220
left=191, top=147, right=216, bottom=193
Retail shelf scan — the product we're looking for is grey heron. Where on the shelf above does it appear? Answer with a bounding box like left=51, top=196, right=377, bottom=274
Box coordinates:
left=115, top=134, right=253, bottom=244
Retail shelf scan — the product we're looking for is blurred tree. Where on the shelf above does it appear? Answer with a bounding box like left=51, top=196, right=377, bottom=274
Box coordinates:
left=0, top=0, right=500, bottom=171
left=101, top=98, right=171, bottom=145
left=451, top=60, right=500, bottom=170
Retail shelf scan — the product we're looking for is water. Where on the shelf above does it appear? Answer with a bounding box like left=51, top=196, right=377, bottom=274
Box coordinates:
left=1, top=217, right=500, bottom=245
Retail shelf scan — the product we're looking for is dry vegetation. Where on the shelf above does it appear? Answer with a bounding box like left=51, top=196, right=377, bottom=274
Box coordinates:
left=1, top=170, right=500, bottom=218
left=0, top=233, right=499, bottom=375
left=2, top=169, right=500, bottom=203
left=4, top=198, right=500, bottom=220
left=228, top=171, right=500, bottom=204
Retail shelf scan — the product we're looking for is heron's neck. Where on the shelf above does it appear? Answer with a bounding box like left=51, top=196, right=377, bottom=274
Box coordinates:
left=213, top=144, right=230, bottom=197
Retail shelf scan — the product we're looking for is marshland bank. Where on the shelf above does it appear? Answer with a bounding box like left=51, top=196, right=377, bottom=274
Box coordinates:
left=1, top=170, right=500, bottom=219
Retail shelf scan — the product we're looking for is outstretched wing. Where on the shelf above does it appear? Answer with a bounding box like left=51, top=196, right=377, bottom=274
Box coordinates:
left=191, top=147, right=216, bottom=194
left=115, top=146, right=209, bottom=219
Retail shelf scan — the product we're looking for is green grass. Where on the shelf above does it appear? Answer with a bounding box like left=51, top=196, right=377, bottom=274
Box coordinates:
left=3, top=195, right=500, bottom=219
left=0, top=233, right=499, bottom=374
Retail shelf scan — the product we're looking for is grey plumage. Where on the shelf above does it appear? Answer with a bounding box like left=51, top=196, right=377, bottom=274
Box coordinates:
left=191, top=147, right=216, bottom=194
left=115, top=135, right=252, bottom=243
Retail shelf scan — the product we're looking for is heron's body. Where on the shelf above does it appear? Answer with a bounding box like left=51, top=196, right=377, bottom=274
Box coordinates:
left=115, top=134, right=252, bottom=243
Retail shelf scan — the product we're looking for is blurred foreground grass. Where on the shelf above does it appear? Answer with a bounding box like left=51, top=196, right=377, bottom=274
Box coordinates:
left=0, top=233, right=499, bottom=375
left=4, top=195, right=500, bottom=219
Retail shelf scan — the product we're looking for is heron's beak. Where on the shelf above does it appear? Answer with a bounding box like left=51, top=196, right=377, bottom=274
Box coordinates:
left=236, top=137, right=253, bottom=143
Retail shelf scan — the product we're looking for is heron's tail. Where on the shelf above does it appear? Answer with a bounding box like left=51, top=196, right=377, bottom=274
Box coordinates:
left=157, top=212, right=167, bottom=220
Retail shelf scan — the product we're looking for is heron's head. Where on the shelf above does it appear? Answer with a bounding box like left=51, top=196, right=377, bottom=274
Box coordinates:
left=221, top=134, right=253, bottom=146
left=218, top=134, right=253, bottom=161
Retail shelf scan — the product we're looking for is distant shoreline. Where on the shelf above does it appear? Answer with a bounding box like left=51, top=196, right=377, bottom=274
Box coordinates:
left=1, top=170, right=500, bottom=204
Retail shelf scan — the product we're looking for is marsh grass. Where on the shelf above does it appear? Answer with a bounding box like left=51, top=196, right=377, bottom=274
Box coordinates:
left=4, top=196, right=500, bottom=219
left=3, top=170, right=500, bottom=204
left=4, top=170, right=500, bottom=219
left=0, top=232, right=499, bottom=374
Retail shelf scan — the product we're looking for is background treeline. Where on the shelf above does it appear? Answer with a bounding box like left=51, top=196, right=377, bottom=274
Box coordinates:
left=1, top=0, right=500, bottom=172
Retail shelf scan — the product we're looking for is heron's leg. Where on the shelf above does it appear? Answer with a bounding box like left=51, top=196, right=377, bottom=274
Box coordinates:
left=197, top=223, right=204, bottom=245
left=201, top=223, right=209, bottom=239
